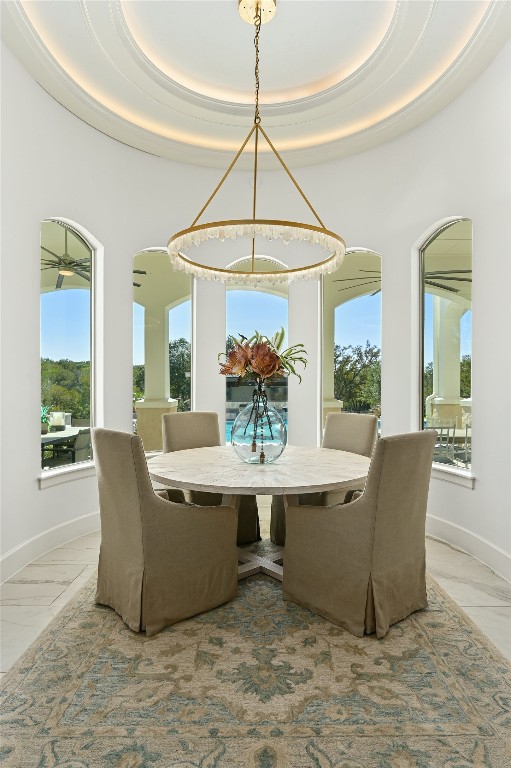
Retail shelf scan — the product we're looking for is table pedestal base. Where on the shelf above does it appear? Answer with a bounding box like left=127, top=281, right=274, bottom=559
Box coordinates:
left=237, top=547, right=284, bottom=582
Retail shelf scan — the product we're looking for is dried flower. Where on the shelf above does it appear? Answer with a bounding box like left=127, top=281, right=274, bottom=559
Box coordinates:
left=218, top=328, right=307, bottom=382
left=219, top=342, right=251, bottom=376
left=250, top=342, right=283, bottom=379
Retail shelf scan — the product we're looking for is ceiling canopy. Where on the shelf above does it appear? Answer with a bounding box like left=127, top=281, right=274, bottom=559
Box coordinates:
left=3, top=1, right=510, bottom=168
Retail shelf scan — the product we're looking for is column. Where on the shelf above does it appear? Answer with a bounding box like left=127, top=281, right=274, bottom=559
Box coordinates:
left=144, top=305, right=169, bottom=400
left=322, top=290, right=343, bottom=426
left=429, top=296, right=465, bottom=426
left=192, top=278, right=227, bottom=443
left=135, top=304, right=178, bottom=451
left=287, top=279, right=322, bottom=447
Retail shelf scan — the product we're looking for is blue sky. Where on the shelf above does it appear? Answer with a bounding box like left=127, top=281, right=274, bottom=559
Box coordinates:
left=42, top=288, right=471, bottom=367
left=41, top=290, right=91, bottom=361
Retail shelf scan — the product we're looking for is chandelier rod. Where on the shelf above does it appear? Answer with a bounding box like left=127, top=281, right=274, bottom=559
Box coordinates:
left=191, top=124, right=257, bottom=228
left=258, top=125, right=325, bottom=229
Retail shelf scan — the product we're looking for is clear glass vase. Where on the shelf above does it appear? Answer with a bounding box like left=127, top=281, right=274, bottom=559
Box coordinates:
left=231, top=379, right=287, bottom=464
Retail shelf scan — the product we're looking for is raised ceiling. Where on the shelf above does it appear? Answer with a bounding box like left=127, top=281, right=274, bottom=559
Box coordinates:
left=3, top=1, right=511, bottom=168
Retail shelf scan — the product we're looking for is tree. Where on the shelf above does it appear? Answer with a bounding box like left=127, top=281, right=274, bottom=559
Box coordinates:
left=360, top=359, right=381, bottom=416
left=169, top=338, right=191, bottom=411
left=133, top=364, right=145, bottom=401
left=41, top=358, right=91, bottom=419
left=460, top=354, right=471, bottom=399
left=333, top=342, right=381, bottom=413
left=423, top=361, right=433, bottom=401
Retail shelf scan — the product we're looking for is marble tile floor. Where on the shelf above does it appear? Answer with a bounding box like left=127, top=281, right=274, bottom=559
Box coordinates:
left=1, top=499, right=510, bottom=680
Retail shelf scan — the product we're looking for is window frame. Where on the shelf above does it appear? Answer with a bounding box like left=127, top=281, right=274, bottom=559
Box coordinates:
left=418, top=217, right=474, bottom=484
left=38, top=218, right=102, bottom=486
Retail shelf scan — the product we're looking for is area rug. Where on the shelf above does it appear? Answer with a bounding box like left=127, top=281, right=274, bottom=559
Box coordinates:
left=1, top=564, right=510, bottom=767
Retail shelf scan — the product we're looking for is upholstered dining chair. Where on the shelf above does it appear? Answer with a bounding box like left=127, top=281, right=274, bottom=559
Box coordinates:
left=162, top=411, right=260, bottom=545
left=283, top=430, right=436, bottom=638
left=92, top=428, right=238, bottom=636
left=270, top=412, right=378, bottom=545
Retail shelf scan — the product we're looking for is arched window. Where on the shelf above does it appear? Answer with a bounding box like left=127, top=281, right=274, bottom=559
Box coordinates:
left=421, top=219, right=472, bottom=468
left=40, top=219, right=95, bottom=470
left=323, top=249, right=382, bottom=429
left=132, top=249, right=191, bottom=451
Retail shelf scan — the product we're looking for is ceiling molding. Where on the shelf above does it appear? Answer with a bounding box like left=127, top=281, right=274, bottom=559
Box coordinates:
left=2, top=0, right=511, bottom=168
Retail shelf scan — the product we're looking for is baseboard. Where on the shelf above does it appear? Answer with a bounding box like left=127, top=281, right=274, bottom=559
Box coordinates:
left=0, top=511, right=100, bottom=582
left=426, top=514, right=511, bottom=583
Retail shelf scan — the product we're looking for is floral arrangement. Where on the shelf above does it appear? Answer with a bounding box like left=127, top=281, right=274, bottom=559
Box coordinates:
left=219, top=328, right=307, bottom=382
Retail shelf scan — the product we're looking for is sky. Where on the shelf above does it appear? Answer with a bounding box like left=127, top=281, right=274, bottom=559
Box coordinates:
left=42, top=287, right=471, bottom=368
left=41, top=290, right=91, bottom=361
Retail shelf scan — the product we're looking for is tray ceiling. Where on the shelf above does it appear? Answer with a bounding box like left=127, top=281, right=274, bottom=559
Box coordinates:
left=2, top=1, right=511, bottom=168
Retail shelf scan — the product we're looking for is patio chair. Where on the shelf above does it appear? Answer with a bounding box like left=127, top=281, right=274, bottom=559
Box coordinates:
left=283, top=430, right=436, bottom=638
left=425, top=423, right=455, bottom=464
left=92, top=428, right=238, bottom=636
left=453, top=422, right=471, bottom=467
left=270, top=412, right=378, bottom=545
left=162, top=412, right=260, bottom=545
left=53, top=428, right=91, bottom=464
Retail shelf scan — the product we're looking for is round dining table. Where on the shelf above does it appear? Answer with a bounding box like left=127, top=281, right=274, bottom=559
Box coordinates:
left=148, top=444, right=370, bottom=582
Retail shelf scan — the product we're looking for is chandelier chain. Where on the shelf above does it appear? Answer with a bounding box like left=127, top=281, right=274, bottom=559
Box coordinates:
left=253, top=5, right=262, bottom=125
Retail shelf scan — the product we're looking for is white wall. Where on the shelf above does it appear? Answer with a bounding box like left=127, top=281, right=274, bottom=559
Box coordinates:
left=1, top=40, right=510, bottom=579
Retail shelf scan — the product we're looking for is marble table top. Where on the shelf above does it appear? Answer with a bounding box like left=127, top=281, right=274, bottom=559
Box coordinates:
left=147, top=445, right=370, bottom=496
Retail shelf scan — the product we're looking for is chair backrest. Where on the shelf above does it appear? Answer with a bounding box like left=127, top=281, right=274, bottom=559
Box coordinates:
left=73, top=428, right=91, bottom=451
left=72, top=428, right=91, bottom=462
left=322, top=412, right=378, bottom=457
left=363, top=431, right=436, bottom=570
left=162, top=411, right=221, bottom=452
left=92, top=428, right=156, bottom=564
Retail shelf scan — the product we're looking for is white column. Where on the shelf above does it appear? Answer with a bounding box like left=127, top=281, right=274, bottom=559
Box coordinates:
left=143, top=305, right=169, bottom=400
left=135, top=303, right=177, bottom=451
left=322, top=297, right=336, bottom=402
left=287, top=279, right=322, bottom=447
left=322, top=290, right=343, bottom=426
left=426, top=296, right=466, bottom=427
left=434, top=297, right=464, bottom=399
left=192, top=278, right=227, bottom=443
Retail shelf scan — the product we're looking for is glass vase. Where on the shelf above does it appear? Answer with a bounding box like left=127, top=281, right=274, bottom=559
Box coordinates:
left=231, top=379, right=287, bottom=464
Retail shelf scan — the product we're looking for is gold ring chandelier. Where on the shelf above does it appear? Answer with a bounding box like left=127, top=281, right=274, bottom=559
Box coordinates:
left=167, top=0, right=345, bottom=285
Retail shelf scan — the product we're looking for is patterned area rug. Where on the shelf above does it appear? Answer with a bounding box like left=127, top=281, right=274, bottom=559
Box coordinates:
left=1, top=559, right=510, bottom=767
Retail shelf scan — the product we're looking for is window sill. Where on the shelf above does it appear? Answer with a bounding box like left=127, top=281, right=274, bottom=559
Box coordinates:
left=431, top=464, right=475, bottom=489
left=38, top=461, right=96, bottom=489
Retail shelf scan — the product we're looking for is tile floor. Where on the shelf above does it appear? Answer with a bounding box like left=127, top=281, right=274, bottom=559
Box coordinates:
left=1, top=497, right=510, bottom=679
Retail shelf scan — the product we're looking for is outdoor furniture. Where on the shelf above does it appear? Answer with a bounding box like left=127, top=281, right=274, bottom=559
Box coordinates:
left=453, top=423, right=471, bottom=467
left=41, top=426, right=81, bottom=468
left=148, top=444, right=370, bottom=582
left=270, top=412, right=378, bottom=545
left=426, top=423, right=455, bottom=463
left=162, top=411, right=260, bottom=545
left=282, top=431, right=436, bottom=638
left=92, top=428, right=238, bottom=636
left=53, top=428, right=91, bottom=464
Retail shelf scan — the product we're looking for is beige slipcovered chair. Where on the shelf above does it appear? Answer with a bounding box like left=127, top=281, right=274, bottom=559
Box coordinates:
left=283, top=430, right=436, bottom=638
left=92, top=428, right=238, bottom=636
left=270, top=412, right=378, bottom=545
left=162, top=412, right=260, bottom=545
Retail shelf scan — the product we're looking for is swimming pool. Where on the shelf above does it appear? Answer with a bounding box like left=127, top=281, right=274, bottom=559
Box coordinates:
left=226, top=416, right=380, bottom=442
left=226, top=417, right=287, bottom=443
